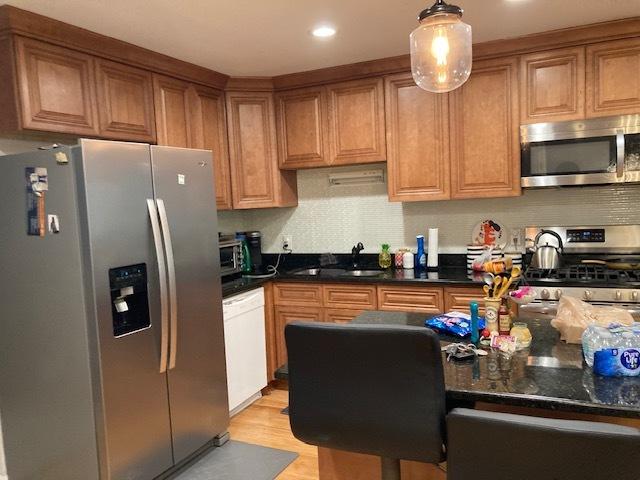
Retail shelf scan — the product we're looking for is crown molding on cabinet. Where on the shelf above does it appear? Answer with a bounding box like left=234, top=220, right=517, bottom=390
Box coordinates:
left=225, top=77, right=275, bottom=92
left=0, top=5, right=229, bottom=89
left=272, top=17, right=640, bottom=90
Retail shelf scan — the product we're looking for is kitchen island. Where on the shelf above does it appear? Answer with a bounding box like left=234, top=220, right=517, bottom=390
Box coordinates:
left=278, top=311, right=640, bottom=480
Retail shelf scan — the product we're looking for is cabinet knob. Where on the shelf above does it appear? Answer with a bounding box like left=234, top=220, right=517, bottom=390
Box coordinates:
left=584, top=290, right=593, bottom=301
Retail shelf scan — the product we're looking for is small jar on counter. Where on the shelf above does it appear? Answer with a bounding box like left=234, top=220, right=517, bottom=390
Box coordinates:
left=395, top=249, right=406, bottom=268
left=510, top=322, right=532, bottom=350
left=402, top=250, right=415, bottom=269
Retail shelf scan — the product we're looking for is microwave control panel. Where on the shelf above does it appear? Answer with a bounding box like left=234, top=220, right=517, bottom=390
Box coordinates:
left=566, top=228, right=605, bottom=243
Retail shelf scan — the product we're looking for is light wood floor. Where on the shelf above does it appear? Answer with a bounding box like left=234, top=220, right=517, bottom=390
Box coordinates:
left=228, top=388, right=319, bottom=480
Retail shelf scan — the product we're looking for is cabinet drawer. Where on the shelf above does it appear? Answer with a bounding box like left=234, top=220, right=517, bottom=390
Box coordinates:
left=324, top=308, right=364, bottom=324
left=323, top=284, right=377, bottom=309
left=273, top=282, right=322, bottom=307
left=377, top=285, right=443, bottom=313
left=444, top=286, right=486, bottom=314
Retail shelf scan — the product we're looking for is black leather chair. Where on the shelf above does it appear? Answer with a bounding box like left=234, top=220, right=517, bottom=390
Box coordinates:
left=285, top=322, right=447, bottom=480
left=447, top=408, right=640, bottom=480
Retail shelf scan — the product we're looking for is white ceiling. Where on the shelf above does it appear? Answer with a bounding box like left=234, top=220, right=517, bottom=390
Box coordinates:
left=4, top=0, right=640, bottom=76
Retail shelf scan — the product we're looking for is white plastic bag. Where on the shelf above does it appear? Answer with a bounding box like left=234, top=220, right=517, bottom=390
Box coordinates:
left=550, top=296, right=634, bottom=344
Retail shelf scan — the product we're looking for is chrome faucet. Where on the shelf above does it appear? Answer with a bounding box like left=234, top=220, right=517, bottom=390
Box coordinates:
left=351, top=242, right=364, bottom=269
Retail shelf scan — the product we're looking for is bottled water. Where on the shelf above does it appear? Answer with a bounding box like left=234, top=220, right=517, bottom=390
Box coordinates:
left=582, top=323, right=640, bottom=367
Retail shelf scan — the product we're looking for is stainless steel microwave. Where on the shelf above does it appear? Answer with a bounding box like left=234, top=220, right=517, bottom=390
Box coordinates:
left=521, top=115, right=640, bottom=188
left=219, top=237, right=243, bottom=277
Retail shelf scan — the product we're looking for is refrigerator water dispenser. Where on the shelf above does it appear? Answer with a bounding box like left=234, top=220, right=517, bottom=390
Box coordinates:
left=109, top=264, right=151, bottom=337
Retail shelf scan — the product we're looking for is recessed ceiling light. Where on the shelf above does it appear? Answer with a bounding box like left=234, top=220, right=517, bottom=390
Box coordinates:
left=312, top=25, right=337, bottom=38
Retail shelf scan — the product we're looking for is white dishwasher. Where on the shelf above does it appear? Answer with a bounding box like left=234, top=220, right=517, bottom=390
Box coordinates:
left=222, top=287, right=267, bottom=416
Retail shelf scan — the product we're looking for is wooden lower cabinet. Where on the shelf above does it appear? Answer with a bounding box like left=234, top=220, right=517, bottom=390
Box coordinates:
left=263, top=283, right=278, bottom=382
left=323, top=284, right=377, bottom=310
left=275, top=306, right=323, bottom=366
left=271, top=282, right=487, bottom=370
left=324, top=309, right=365, bottom=324
left=273, top=282, right=323, bottom=307
left=443, top=286, right=486, bottom=315
left=377, top=285, right=443, bottom=314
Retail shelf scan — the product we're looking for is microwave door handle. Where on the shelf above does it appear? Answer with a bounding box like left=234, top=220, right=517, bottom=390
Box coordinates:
left=616, top=129, right=625, bottom=178
left=147, top=199, right=169, bottom=374
left=156, top=199, right=178, bottom=370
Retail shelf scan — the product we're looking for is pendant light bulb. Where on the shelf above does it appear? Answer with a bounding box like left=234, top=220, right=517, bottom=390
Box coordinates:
left=410, top=0, right=472, bottom=93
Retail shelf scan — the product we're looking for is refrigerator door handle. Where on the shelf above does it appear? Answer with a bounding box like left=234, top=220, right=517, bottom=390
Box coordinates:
left=157, top=198, right=178, bottom=370
left=147, top=199, right=170, bottom=374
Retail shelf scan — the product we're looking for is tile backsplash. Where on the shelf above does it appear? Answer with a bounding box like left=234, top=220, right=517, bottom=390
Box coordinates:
left=218, top=164, right=640, bottom=254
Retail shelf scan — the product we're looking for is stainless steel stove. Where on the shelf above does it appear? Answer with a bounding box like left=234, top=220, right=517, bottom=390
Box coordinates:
left=521, top=225, right=640, bottom=320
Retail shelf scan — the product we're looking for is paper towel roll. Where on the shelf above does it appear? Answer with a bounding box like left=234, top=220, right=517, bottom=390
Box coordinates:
left=427, top=228, right=439, bottom=268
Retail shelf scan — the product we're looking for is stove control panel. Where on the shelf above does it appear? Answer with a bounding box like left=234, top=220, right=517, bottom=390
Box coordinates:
left=566, top=228, right=605, bottom=243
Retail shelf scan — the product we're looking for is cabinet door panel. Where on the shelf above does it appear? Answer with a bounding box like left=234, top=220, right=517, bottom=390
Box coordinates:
left=190, top=86, right=233, bottom=210
left=95, top=59, right=156, bottom=142
left=15, top=36, right=99, bottom=135
left=385, top=73, right=450, bottom=201
left=520, top=47, right=585, bottom=123
left=444, top=286, right=486, bottom=315
left=324, top=309, right=364, bottom=324
left=273, top=282, right=323, bottom=307
left=153, top=74, right=191, bottom=147
left=586, top=38, right=640, bottom=117
left=226, top=91, right=298, bottom=209
left=450, top=57, right=521, bottom=199
left=377, top=285, right=443, bottom=314
left=275, top=306, right=323, bottom=366
left=322, top=284, right=377, bottom=310
left=276, top=86, right=329, bottom=169
left=328, top=78, right=386, bottom=165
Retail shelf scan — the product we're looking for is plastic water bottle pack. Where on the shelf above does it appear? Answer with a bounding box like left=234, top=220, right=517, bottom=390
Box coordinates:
left=582, top=323, right=640, bottom=377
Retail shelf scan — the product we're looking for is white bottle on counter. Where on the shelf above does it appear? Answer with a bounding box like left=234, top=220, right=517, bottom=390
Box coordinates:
left=402, top=251, right=415, bottom=269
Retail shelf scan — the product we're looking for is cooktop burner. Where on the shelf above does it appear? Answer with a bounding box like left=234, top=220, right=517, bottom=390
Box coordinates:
left=525, top=264, right=640, bottom=284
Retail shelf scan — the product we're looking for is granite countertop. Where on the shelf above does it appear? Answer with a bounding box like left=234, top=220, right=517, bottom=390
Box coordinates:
left=277, top=311, right=640, bottom=419
left=221, top=276, right=272, bottom=298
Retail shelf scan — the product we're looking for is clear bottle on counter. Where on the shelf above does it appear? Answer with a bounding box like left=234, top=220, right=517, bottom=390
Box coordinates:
left=582, top=323, right=640, bottom=367
left=379, top=244, right=392, bottom=269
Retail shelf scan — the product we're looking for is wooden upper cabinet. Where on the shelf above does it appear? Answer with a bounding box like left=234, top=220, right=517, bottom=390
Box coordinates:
left=95, top=59, right=156, bottom=142
left=449, top=56, right=521, bottom=199
left=153, top=74, right=192, bottom=147
left=385, top=73, right=450, bottom=202
left=520, top=47, right=585, bottom=123
left=327, top=77, right=386, bottom=165
left=276, top=86, right=330, bottom=169
left=226, top=91, right=297, bottom=209
left=586, top=38, right=640, bottom=117
left=14, top=36, right=99, bottom=135
left=189, top=85, right=233, bottom=210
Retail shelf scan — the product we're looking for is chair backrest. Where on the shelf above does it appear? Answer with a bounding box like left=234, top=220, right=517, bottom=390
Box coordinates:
left=447, top=408, right=640, bottom=480
left=285, top=321, right=447, bottom=464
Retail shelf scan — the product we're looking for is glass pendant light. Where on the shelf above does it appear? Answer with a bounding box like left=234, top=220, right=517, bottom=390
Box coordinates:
left=410, top=0, right=472, bottom=93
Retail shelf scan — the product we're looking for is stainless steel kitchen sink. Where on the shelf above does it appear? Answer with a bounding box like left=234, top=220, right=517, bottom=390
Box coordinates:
left=340, top=270, right=383, bottom=277
left=291, top=268, right=348, bottom=276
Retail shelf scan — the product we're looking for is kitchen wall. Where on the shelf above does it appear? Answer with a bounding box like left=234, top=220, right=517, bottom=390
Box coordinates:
left=218, top=163, right=640, bottom=254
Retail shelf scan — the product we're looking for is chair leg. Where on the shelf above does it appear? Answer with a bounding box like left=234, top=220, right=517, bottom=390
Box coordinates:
left=381, top=457, right=401, bottom=480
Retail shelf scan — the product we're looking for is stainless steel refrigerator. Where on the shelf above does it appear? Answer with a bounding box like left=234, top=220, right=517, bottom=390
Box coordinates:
left=0, top=139, right=229, bottom=480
